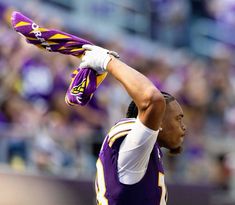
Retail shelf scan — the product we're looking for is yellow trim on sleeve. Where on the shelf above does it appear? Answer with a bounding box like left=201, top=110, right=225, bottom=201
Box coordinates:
left=108, top=130, right=130, bottom=147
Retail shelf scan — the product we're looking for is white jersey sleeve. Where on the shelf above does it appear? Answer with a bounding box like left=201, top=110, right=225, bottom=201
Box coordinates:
left=117, top=118, right=159, bottom=185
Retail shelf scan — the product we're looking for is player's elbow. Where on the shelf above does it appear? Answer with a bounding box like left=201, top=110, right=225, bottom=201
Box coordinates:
left=141, top=87, right=166, bottom=112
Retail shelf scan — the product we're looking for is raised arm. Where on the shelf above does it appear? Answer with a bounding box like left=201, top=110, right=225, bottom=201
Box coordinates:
left=80, top=45, right=166, bottom=130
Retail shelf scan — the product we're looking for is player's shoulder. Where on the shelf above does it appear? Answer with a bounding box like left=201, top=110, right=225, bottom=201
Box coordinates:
left=107, top=118, right=136, bottom=147
left=111, top=118, right=136, bottom=134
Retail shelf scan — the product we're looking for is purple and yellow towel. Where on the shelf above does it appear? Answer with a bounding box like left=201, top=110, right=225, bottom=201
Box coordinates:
left=11, top=11, right=91, bottom=56
left=11, top=11, right=107, bottom=106
left=65, top=68, right=107, bottom=106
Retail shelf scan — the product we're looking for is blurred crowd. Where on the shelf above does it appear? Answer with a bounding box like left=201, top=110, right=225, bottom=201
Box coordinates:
left=0, top=1, right=235, bottom=199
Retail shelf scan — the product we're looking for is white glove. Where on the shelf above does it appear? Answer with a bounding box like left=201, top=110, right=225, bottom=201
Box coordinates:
left=80, top=44, right=119, bottom=74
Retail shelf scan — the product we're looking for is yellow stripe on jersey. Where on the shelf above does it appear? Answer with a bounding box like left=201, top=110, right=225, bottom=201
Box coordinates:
left=108, top=130, right=131, bottom=147
left=96, top=158, right=108, bottom=205
left=108, top=119, right=136, bottom=147
left=108, top=119, right=136, bottom=134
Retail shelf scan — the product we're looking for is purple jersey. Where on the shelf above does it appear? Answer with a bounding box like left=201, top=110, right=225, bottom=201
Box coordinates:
left=96, top=118, right=167, bottom=205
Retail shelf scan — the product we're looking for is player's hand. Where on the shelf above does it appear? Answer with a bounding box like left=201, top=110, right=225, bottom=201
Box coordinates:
left=80, top=44, right=119, bottom=74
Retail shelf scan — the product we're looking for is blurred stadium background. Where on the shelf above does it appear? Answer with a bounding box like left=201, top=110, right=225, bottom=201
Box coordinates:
left=0, top=0, right=235, bottom=204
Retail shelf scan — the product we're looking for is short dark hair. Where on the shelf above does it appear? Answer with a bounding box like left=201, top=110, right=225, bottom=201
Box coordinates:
left=126, top=91, right=175, bottom=118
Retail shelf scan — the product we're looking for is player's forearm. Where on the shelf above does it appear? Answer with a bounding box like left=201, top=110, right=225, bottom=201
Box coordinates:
left=107, top=57, right=156, bottom=106
left=107, top=57, right=165, bottom=122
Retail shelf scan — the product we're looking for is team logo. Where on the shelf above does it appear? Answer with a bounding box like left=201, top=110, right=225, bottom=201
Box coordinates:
left=70, top=78, right=86, bottom=95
